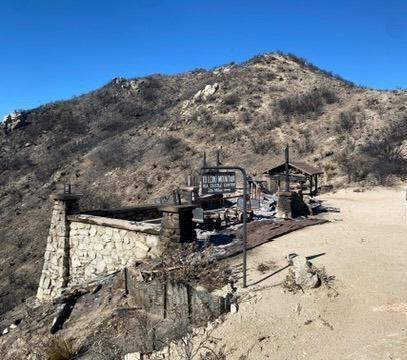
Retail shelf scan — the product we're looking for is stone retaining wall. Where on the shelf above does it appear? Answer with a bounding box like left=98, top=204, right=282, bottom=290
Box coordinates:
left=68, top=215, right=161, bottom=284
left=37, top=193, right=197, bottom=302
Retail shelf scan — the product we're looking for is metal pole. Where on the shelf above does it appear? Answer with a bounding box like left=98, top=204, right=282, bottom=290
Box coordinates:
left=285, top=145, right=290, bottom=192
left=201, top=165, right=248, bottom=288
left=242, top=169, right=248, bottom=288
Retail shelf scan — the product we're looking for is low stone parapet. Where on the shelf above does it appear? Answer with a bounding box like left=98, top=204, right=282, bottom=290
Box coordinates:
left=67, top=215, right=161, bottom=284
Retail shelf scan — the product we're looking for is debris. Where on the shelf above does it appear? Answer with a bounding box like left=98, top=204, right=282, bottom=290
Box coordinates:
left=318, top=316, right=334, bottom=330
left=257, top=263, right=271, bottom=273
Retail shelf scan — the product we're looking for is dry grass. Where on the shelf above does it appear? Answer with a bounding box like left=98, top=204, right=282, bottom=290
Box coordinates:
left=45, top=338, right=77, bottom=360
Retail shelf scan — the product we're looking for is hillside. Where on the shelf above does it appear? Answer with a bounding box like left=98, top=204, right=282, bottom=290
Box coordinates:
left=0, top=52, right=406, bottom=314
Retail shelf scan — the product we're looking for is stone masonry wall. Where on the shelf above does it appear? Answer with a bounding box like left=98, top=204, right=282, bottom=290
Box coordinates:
left=37, top=194, right=81, bottom=301
left=68, top=217, right=161, bottom=284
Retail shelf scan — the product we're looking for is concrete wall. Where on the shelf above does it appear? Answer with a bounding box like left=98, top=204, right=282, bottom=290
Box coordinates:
left=68, top=216, right=161, bottom=284
left=127, top=270, right=228, bottom=326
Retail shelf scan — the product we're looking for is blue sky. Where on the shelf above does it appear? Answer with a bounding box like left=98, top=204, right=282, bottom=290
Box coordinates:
left=1, top=0, right=406, bottom=118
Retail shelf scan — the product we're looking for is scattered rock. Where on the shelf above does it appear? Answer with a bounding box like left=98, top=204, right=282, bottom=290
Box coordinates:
left=295, top=303, right=302, bottom=314
left=291, top=256, right=320, bottom=289
left=230, top=303, right=238, bottom=314
left=2, top=328, right=9, bottom=335
left=124, top=353, right=142, bottom=360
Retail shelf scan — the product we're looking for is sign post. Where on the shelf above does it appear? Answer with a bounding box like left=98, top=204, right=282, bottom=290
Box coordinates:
left=201, top=165, right=248, bottom=288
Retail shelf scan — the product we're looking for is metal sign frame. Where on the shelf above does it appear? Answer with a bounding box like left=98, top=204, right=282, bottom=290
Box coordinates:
left=201, top=165, right=248, bottom=288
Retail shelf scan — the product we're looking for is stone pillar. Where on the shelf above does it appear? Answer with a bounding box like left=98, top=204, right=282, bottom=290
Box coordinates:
left=277, top=191, right=310, bottom=219
left=276, top=191, right=292, bottom=219
left=159, top=205, right=196, bottom=244
left=37, top=193, right=81, bottom=301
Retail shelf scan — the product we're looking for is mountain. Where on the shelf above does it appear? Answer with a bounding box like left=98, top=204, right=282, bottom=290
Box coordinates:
left=0, top=52, right=406, bottom=314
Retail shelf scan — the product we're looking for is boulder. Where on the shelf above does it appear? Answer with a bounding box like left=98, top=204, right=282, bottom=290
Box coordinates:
left=291, top=256, right=320, bottom=289
left=193, top=83, right=219, bottom=102
left=2, top=111, right=27, bottom=132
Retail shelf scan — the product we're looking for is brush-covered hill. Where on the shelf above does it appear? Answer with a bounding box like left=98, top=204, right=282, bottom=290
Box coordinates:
left=0, top=52, right=406, bottom=314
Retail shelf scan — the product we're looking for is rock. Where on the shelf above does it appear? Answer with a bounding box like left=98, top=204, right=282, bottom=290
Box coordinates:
left=291, top=256, right=320, bottom=288
left=10, top=324, right=17, bottom=329
left=193, top=83, right=219, bottom=102
left=230, top=303, right=238, bottom=314
left=124, top=353, right=142, bottom=360
left=2, top=111, right=27, bottom=132
left=2, top=328, right=8, bottom=335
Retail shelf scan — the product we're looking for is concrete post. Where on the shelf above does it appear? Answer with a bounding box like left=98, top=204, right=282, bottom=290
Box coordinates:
left=276, top=191, right=292, bottom=219
left=37, top=193, right=81, bottom=301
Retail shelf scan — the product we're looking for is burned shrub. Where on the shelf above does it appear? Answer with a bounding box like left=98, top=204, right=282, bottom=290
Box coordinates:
left=251, top=137, right=277, bottom=155
left=276, top=87, right=338, bottom=117
left=90, top=141, right=128, bottom=169
left=223, top=92, right=240, bottom=106
left=212, top=116, right=235, bottom=133
left=335, top=109, right=359, bottom=132
left=161, top=136, right=190, bottom=162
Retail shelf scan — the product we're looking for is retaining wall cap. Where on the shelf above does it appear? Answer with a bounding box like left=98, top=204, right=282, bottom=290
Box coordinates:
left=159, top=204, right=197, bottom=213
left=276, top=191, right=292, bottom=197
left=67, top=214, right=160, bottom=235
left=51, top=193, right=83, bottom=201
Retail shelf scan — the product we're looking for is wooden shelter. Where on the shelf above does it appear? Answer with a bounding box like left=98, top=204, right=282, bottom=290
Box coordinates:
left=264, top=160, right=323, bottom=196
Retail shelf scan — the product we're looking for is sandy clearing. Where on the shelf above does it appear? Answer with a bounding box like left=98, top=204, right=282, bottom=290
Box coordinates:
left=214, top=187, right=407, bottom=360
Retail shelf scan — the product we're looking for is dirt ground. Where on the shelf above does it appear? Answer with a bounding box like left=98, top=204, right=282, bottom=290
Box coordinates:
left=214, top=187, right=407, bottom=360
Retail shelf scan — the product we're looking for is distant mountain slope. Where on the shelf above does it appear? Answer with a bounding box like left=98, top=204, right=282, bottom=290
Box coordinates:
left=0, top=52, right=406, bottom=314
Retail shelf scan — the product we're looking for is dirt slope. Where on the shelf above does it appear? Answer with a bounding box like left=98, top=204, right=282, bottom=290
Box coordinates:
left=214, top=187, right=407, bottom=359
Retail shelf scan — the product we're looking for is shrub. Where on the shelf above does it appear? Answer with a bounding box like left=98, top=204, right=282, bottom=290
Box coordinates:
left=251, top=137, right=277, bottom=155
left=45, top=338, right=76, bottom=360
left=223, top=93, right=240, bottom=106
left=161, top=135, right=189, bottom=161
left=276, top=87, right=338, bottom=117
left=336, top=110, right=357, bottom=132
left=212, top=116, right=235, bottom=133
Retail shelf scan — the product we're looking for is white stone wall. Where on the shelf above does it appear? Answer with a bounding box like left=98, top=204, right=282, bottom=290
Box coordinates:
left=69, top=221, right=160, bottom=284
left=37, top=199, right=73, bottom=301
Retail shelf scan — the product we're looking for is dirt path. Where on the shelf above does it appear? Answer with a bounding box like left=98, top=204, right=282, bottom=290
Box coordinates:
left=213, top=187, right=407, bottom=360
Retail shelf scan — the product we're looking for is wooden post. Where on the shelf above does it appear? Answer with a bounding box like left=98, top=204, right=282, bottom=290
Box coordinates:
left=285, top=145, right=290, bottom=192
left=315, top=175, right=318, bottom=195
left=309, top=176, right=313, bottom=196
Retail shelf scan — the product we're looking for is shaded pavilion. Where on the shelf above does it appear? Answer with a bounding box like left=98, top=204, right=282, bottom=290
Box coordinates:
left=264, top=160, right=323, bottom=196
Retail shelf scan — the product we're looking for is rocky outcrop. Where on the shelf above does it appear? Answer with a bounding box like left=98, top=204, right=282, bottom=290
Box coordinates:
left=193, top=83, right=219, bottom=102
left=2, top=111, right=27, bottom=132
